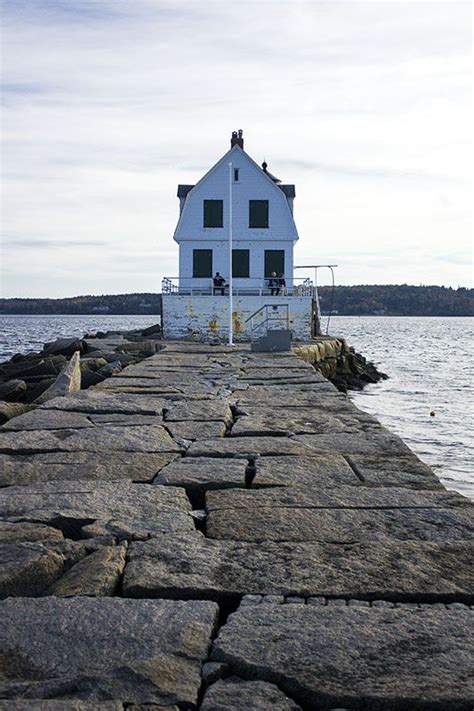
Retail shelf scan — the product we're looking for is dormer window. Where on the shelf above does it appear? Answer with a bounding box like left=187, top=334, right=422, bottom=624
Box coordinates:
left=249, top=200, right=269, bottom=228
left=203, top=200, right=223, bottom=228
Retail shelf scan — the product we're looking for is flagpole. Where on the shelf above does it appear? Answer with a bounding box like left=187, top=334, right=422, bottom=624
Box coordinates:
left=228, top=162, right=234, bottom=346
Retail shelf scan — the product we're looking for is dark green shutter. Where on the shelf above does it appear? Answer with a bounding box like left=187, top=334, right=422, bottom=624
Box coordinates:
left=203, top=200, right=223, bottom=227
left=232, top=249, right=249, bottom=278
left=249, top=200, right=269, bottom=228
left=264, top=250, right=285, bottom=277
left=193, top=249, right=213, bottom=277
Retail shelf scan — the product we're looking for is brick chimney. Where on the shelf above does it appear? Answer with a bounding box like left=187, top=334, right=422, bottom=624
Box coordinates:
left=230, top=129, right=244, bottom=149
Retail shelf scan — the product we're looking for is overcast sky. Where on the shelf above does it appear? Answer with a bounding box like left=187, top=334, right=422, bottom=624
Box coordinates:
left=1, top=0, right=472, bottom=298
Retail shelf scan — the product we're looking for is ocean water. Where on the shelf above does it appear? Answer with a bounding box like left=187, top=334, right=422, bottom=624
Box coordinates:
left=0, top=314, right=472, bottom=499
left=0, top=314, right=159, bottom=360
left=329, top=316, right=473, bottom=500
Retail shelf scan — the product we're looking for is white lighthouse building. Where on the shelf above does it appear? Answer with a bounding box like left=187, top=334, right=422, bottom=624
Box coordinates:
left=161, top=130, right=318, bottom=343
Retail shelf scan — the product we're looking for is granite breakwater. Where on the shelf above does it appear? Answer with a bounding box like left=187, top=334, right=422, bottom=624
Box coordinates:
left=0, top=323, right=162, bottom=411
left=0, top=340, right=473, bottom=710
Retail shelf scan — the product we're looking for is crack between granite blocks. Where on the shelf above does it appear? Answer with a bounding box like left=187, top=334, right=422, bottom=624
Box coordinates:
left=306, top=593, right=474, bottom=606
left=244, top=458, right=257, bottom=488
left=159, top=420, right=188, bottom=449
left=199, top=626, right=308, bottom=711
left=197, top=596, right=469, bottom=711
left=197, top=672, right=304, bottom=711
left=186, top=451, right=303, bottom=459
left=343, top=454, right=366, bottom=482
left=121, top=571, right=474, bottom=606
left=223, top=404, right=239, bottom=437
left=206, top=503, right=468, bottom=513
left=195, top=594, right=246, bottom=709
left=227, top=430, right=296, bottom=438
left=9, top=514, right=98, bottom=540
left=200, top=654, right=337, bottom=711
left=276, top=595, right=474, bottom=608
left=0, top=447, right=70, bottom=455
left=201, top=603, right=473, bottom=711
left=113, top=542, right=129, bottom=597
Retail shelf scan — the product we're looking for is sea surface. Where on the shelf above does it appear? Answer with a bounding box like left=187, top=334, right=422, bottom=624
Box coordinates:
left=0, top=314, right=160, bottom=360
left=0, top=314, right=472, bottom=499
left=329, top=316, right=473, bottom=500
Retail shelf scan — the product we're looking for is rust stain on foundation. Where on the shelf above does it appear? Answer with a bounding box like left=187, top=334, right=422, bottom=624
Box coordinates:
left=209, top=319, right=219, bottom=334
left=232, top=312, right=243, bottom=335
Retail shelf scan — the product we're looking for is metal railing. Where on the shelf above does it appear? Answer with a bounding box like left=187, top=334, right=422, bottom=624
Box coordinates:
left=245, top=303, right=290, bottom=341
left=161, top=276, right=314, bottom=297
left=294, top=264, right=338, bottom=335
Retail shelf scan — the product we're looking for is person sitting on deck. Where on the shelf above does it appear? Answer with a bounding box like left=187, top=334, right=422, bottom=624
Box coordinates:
left=268, top=271, right=279, bottom=296
left=277, top=272, right=286, bottom=296
left=213, top=272, right=227, bottom=295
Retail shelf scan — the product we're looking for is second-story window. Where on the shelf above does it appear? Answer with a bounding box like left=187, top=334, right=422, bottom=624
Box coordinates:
left=249, top=200, right=269, bottom=228
left=234, top=168, right=239, bottom=181
left=203, top=200, right=223, bottom=228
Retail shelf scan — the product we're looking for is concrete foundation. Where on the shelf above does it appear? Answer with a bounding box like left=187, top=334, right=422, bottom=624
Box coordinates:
left=162, top=294, right=314, bottom=341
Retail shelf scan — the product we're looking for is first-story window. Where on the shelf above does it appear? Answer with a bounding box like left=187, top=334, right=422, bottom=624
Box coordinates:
left=193, top=249, right=212, bottom=277
left=203, top=200, right=223, bottom=228
left=264, top=249, right=285, bottom=277
left=232, top=249, right=250, bottom=277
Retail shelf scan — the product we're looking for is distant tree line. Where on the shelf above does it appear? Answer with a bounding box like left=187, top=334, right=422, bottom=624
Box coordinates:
left=0, top=286, right=472, bottom=317
left=0, top=293, right=162, bottom=315
left=318, top=285, right=473, bottom=316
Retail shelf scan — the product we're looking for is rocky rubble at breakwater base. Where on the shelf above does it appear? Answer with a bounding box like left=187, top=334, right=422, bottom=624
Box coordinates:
left=0, top=341, right=472, bottom=710
left=0, top=323, right=161, bottom=422
left=296, top=337, right=388, bottom=392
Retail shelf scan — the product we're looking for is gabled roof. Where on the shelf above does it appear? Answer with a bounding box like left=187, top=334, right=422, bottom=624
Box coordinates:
left=179, top=144, right=292, bottom=200
left=177, top=154, right=295, bottom=200
left=173, top=143, right=298, bottom=241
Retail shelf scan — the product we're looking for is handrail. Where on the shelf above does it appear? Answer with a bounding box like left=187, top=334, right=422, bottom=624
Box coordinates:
left=244, top=304, right=267, bottom=324
left=245, top=304, right=290, bottom=341
left=294, top=265, right=338, bottom=335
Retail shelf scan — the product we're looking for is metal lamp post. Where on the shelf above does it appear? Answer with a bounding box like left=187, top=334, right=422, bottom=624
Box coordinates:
left=228, top=162, right=234, bottom=346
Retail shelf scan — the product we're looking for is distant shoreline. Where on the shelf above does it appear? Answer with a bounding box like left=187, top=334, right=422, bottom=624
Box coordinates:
left=1, top=313, right=472, bottom=318
left=1, top=284, right=472, bottom=317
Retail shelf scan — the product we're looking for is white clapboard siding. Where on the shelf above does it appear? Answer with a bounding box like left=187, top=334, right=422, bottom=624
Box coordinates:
left=174, top=144, right=298, bottom=284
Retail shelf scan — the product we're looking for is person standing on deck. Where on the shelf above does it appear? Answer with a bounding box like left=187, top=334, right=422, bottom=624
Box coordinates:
left=277, top=272, right=286, bottom=296
left=269, top=272, right=279, bottom=296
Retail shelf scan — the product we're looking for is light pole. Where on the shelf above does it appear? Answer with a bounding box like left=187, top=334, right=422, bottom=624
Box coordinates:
left=228, top=162, right=234, bottom=346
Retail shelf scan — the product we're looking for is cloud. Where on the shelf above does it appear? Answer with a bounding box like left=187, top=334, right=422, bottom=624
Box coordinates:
left=1, top=0, right=472, bottom=297
left=278, top=159, right=468, bottom=184
left=3, top=239, right=110, bottom=249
